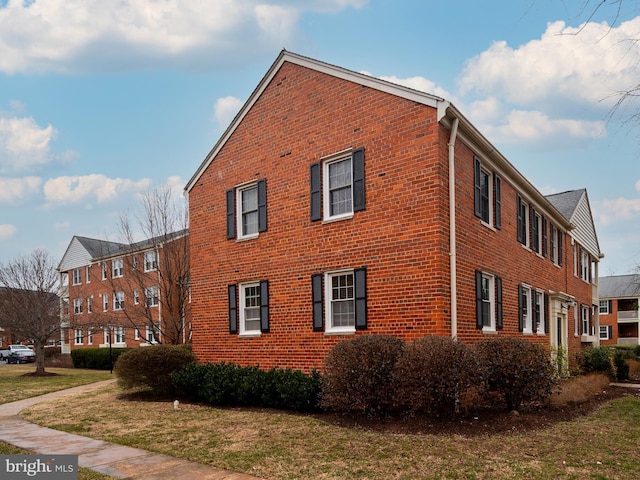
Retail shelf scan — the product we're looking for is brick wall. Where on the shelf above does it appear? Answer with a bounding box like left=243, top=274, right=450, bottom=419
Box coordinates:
left=189, top=61, right=596, bottom=372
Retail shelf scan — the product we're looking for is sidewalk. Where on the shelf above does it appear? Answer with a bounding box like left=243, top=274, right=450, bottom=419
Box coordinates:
left=0, top=380, right=262, bottom=479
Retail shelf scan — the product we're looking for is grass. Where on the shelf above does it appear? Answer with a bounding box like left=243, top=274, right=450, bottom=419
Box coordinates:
left=19, top=382, right=640, bottom=480
left=0, top=364, right=114, bottom=404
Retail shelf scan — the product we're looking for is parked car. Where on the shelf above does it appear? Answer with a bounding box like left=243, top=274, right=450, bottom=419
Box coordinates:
left=4, top=345, right=36, bottom=364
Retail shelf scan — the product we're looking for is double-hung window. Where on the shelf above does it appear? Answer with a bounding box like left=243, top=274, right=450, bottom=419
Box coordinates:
left=73, top=298, right=83, bottom=315
left=534, top=290, right=546, bottom=334
left=312, top=268, right=367, bottom=333
left=549, top=224, right=563, bottom=265
left=532, top=209, right=542, bottom=254
left=475, top=270, right=502, bottom=332
left=133, top=289, right=140, bottom=305
left=74, top=329, right=83, bottom=345
left=310, top=148, right=365, bottom=222
left=112, top=258, right=123, bottom=278
left=101, top=263, right=108, bottom=280
left=146, top=326, right=157, bottom=343
left=72, top=268, right=81, bottom=285
left=226, top=179, right=267, bottom=240
left=228, top=280, right=269, bottom=336
left=473, top=157, right=501, bottom=229
left=114, top=327, right=125, bottom=344
left=599, top=325, right=612, bottom=340
left=113, top=291, right=124, bottom=310
left=516, top=195, right=529, bottom=246
left=86, top=265, right=91, bottom=283
left=144, top=251, right=158, bottom=272
left=599, top=300, right=612, bottom=314
left=145, top=286, right=159, bottom=307
left=519, top=285, right=532, bottom=333
left=103, top=293, right=108, bottom=312
left=581, top=305, right=591, bottom=336
left=86, top=297, right=92, bottom=314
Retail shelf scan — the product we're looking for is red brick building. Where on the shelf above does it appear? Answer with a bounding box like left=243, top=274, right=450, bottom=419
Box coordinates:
left=57, top=231, right=190, bottom=352
left=185, top=51, right=602, bottom=372
left=598, top=274, right=640, bottom=346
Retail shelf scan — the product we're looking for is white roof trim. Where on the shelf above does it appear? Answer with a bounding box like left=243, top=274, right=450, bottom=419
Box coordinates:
left=184, top=50, right=446, bottom=193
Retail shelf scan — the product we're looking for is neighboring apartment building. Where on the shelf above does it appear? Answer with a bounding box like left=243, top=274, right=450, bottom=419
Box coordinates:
left=57, top=231, right=190, bottom=352
left=598, top=274, right=640, bottom=345
left=184, top=50, right=602, bottom=372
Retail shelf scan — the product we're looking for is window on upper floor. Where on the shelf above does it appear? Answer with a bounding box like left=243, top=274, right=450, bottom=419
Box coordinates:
left=311, top=148, right=365, bottom=223
left=599, top=300, right=612, bottom=314
left=226, top=179, right=267, bottom=240
left=531, top=209, right=542, bottom=255
left=112, top=258, right=124, bottom=278
left=86, top=265, right=91, bottom=283
left=576, top=247, right=591, bottom=282
left=581, top=304, right=592, bottom=336
left=145, top=286, right=159, bottom=307
left=473, top=157, right=501, bottom=229
left=312, top=268, right=367, bottom=333
left=113, top=291, right=124, bottom=310
left=228, top=280, right=269, bottom=336
left=73, top=298, right=82, bottom=315
left=133, top=289, right=140, bottom=305
left=549, top=223, right=563, bottom=266
left=86, top=297, right=92, bottom=314
left=599, top=325, right=612, bottom=340
left=144, top=251, right=158, bottom=272
left=101, top=262, right=108, bottom=280
left=475, top=270, right=502, bottom=332
left=103, top=293, right=108, bottom=312
left=72, top=268, right=81, bottom=285
left=61, top=272, right=69, bottom=287
left=516, top=195, right=530, bottom=247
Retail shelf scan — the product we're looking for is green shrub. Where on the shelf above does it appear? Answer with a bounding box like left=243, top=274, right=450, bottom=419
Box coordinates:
left=393, top=336, right=481, bottom=417
left=71, top=347, right=130, bottom=370
left=171, top=362, right=321, bottom=412
left=578, top=346, right=617, bottom=380
left=613, top=351, right=630, bottom=381
left=475, top=337, right=556, bottom=411
left=321, top=335, right=404, bottom=415
left=114, top=345, right=196, bottom=397
left=634, top=345, right=640, bottom=357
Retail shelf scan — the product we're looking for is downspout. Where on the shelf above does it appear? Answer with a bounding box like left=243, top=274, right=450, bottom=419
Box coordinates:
left=448, top=117, right=459, bottom=338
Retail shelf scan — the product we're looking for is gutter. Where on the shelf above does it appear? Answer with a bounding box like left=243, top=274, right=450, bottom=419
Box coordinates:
left=448, top=117, right=459, bottom=339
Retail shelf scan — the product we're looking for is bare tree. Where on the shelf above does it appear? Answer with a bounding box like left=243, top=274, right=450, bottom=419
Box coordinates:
left=111, top=185, right=190, bottom=345
left=0, top=250, right=60, bottom=375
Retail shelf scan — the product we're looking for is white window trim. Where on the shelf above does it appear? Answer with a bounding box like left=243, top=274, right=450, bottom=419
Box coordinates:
left=324, top=269, right=356, bottom=334
left=144, top=251, right=158, bottom=272
left=87, top=328, right=93, bottom=345
left=522, top=285, right=533, bottom=334
left=145, top=325, right=158, bottom=344
left=481, top=272, right=496, bottom=333
left=73, top=298, right=83, bottom=315
left=535, top=290, right=545, bottom=335
left=113, top=291, right=124, bottom=311
left=478, top=165, right=494, bottom=227
left=103, top=293, right=108, bottom=312
left=86, top=297, right=92, bottom=314
left=74, top=328, right=83, bottom=345
left=322, top=154, right=354, bottom=222
left=520, top=199, right=530, bottom=248
left=599, top=300, right=610, bottom=314
left=101, top=262, right=108, bottom=281
left=133, top=289, right=140, bottom=305
left=145, top=286, right=159, bottom=307
left=599, top=326, right=610, bottom=340
left=86, top=265, right=91, bottom=283
left=112, top=258, right=124, bottom=278
left=238, top=281, right=262, bottom=337
left=236, top=182, right=260, bottom=241
left=72, top=268, right=81, bottom=286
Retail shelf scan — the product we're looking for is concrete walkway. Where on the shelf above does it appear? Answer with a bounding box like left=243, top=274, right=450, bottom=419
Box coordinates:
left=0, top=380, right=262, bottom=479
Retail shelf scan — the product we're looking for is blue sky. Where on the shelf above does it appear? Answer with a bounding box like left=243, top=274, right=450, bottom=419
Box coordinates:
left=0, top=0, right=639, bottom=275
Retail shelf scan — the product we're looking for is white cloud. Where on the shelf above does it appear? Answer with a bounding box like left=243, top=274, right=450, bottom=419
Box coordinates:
left=0, top=0, right=368, bottom=74
left=0, top=176, right=42, bottom=203
left=54, top=221, right=71, bottom=230
left=43, top=174, right=152, bottom=205
left=0, top=224, right=17, bottom=240
left=458, top=18, right=640, bottom=111
left=594, top=197, right=640, bottom=225
left=213, top=96, right=244, bottom=129
left=0, top=116, right=56, bottom=173
left=378, top=75, right=455, bottom=102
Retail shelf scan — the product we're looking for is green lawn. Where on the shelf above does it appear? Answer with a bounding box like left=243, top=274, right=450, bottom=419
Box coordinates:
left=0, top=364, right=114, bottom=404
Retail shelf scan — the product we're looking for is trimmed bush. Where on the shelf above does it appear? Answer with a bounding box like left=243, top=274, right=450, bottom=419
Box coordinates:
left=114, top=345, right=196, bottom=396
left=71, top=347, right=130, bottom=370
left=393, top=336, right=481, bottom=417
left=578, top=346, right=617, bottom=380
left=321, top=335, right=404, bottom=415
left=171, top=362, right=321, bottom=412
left=475, top=337, right=556, bottom=411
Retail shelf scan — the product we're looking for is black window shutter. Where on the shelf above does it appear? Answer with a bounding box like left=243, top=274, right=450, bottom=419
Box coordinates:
left=312, top=274, right=324, bottom=331
left=496, top=276, right=503, bottom=330
left=544, top=293, right=549, bottom=334
left=354, top=267, right=367, bottom=330
left=517, top=284, right=524, bottom=332
left=531, top=206, right=538, bottom=252
left=310, top=163, right=322, bottom=221
left=260, top=280, right=269, bottom=333
left=257, top=178, right=267, bottom=233
left=516, top=194, right=524, bottom=244
left=353, top=148, right=366, bottom=212
left=494, top=175, right=502, bottom=229
left=226, top=189, right=236, bottom=240
left=474, top=157, right=482, bottom=218
left=475, top=270, right=483, bottom=329
left=542, top=217, right=548, bottom=257
left=558, top=231, right=563, bottom=266
left=228, top=284, right=238, bottom=334
left=608, top=325, right=613, bottom=339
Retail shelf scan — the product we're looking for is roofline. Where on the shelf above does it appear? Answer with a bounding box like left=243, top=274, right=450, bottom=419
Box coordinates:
left=184, top=50, right=447, bottom=194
